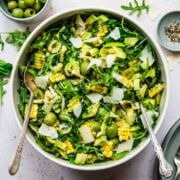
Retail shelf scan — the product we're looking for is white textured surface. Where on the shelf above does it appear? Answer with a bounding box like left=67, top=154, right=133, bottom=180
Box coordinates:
left=0, top=0, right=180, bottom=180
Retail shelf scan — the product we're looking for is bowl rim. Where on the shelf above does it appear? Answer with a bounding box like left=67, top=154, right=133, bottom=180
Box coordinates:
left=0, top=0, right=50, bottom=22
left=157, top=10, right=180, bottom=52
left=10, top=7, right=170, bottom=171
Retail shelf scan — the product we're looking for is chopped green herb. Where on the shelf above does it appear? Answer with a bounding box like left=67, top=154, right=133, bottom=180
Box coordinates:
left=0, top=35, right=4, bottom=51
left=121, top=0, right=149, bottom=17
left=0, top=60, right=13, bottom=106
left=5, top=28, right=30, bottom=50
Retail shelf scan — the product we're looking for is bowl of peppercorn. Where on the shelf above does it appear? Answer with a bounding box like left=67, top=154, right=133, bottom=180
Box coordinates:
left=157, top=11, right=180, bottom=51
left=0, top=0, right=50, bottom=23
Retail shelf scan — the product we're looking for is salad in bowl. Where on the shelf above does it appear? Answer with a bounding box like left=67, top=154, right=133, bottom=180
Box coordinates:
left=11, top=8, right=168, bottom=170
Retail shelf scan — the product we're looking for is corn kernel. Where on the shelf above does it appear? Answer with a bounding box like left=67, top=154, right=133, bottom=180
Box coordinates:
left=50, top=73, right=65, bottom=83
left=102, top=142, right=113, bottom=158
left=24, top=104, right=38, bottom=119
left=97, top=25, right=108, bottom=37
left=34, top=51, right=45, bottom=69
left=149, top=83, right=164, bottom=98
left=117, top=120, right=132, bottom=141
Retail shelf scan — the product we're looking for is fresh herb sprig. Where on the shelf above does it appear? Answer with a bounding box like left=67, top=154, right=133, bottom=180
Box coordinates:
left=0, top=60, right=13, bottom=105
left=121, top=0, right=149, bottom=17
left=0, top=28, right=30, bottom=51
left=0, top=35, right=4, bottom=51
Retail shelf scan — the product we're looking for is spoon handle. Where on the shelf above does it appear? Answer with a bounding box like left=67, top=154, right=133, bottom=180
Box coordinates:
left=8, top=93, right=34, bottom=175
left=140, top=103, right=173, bottom=177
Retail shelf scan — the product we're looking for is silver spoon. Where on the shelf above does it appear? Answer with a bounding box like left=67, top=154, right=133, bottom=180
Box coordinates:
left=8, top=62, right=36, bottom=175
left=140, top=103, right=173, bottom=178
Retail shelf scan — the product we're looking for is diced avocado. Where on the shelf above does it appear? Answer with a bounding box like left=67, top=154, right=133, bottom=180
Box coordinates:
left=94, top=136, right=107, bottom=146
left=97, top=15, right=109, bottom=24
left=124, top=37, right=139, bottom=47
left=75, top=153, right=88, bottom=165
left=103, top=42, right=124, bottom=48
left=86, top=15, right=98, bottom=24
left=136, top=84, right=147, bottom=99
left=89, top=48, right=99, bottom=57
left=99, top=47, right=126, bottom=59
left=145, top=68, right=156, bottom=78
left=126, top=108, right=136, bottom=126
left=115, top=47, right=126, bottom=59
left=86, top=154, right=97, bottom=164
left=143, top=99, right=155, bottom=107
left=97, top=121, right=107, bottom=137
left=133, top=79, right=140, bottom=90
left=81, top=32, right=92, bottom=40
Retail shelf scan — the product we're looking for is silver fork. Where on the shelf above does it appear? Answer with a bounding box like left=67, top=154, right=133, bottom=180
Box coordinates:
left=174, top=147, right=180, bottom=180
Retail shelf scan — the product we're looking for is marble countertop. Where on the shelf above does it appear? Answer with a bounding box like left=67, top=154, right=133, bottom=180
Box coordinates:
left=0, top=0, right=180, bottom=179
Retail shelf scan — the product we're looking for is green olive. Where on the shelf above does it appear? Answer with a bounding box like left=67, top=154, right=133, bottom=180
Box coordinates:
left=7, top=1, right=18, bottom=11
left=24, top=0, right=35, bottom=6
left=39, top=0, right=46, bottom=4
left=34, top=0, right=42, bottom=12
left=80, top=61, right=89, bottom=75
left=24, top=8, right=36, bottom=17
left=110, top=138, right=119, bottom=145
left=12, top=8, right=24, bottom=18
left=18, top=0, right=27, bottom=9
left=44, top=112, right=57, bottom=126
left=107, top=123, right=118, bottom=139
left=91, top=121, right=100, bottom=132
left=59, top=122, right=72, bottom=135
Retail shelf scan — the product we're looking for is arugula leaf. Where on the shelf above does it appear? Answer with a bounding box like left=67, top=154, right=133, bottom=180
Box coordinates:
left=0, top=59, right=13, bottom=76
left=0, top=76, right=8, bottom=105
left=5, top=28, right=30, bottom=50
left=121, top=0, right=149, bottom=17
left=0, top=60, right=12, bottom=106
left=0, top=35, right=4, bottom=51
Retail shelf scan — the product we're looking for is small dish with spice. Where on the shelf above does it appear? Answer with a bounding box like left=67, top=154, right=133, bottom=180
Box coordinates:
left=157, top=11, right=180, bottom=51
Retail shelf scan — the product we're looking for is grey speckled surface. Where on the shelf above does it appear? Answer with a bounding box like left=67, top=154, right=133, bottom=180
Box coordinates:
left=0, top=0, right=180, bottom=180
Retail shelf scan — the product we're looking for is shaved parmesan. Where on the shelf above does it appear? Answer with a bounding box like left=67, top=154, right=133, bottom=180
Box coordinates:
left=140, top=110, right=159, bottom=129
left=112, top=72, right=132, bottom=88
left=84, top=37, right=100, bottom=43
left=112, top=87, right=124, bottom=100
left=38, top=123, right=58, bottom=139
left=148, top=7, right=160, bottom=20
left=35, top=75, right=49, bottom=89
left=139, top=46, right=155, bottom=66
left=109, top=27, right=120, bottom=40
left=86, top=93, right=103, bottom=103
left=79, top=125, right=94, bottom=144
left=70, top=36, right=82, bottom=48
left=103, top=87, right=124, bottom=104
left=87, top=58, right=102, bottom=70
left=106, top=54, right=116, bottom=68
left=73, top=103, right=82, bottom=118
left=167, top=55, right=180, bottom=71
left=76, top=15, right=85, bottom=29
left=116, top=139, right=134, bottom=153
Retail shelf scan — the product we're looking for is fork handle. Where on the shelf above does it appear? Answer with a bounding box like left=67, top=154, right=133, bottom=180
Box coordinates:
left=175, top=169, right=180, bottom=180
left=8, top=93, right=34, bottom=175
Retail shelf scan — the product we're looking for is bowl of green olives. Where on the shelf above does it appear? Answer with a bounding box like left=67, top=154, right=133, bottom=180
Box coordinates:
left=0, top=0, right=50, bottom=23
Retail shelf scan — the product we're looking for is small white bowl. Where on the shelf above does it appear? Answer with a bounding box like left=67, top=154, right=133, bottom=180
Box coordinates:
left=10, top=7, right=169, bottom=171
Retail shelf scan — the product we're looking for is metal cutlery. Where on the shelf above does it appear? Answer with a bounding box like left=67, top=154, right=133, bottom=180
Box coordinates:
left=174, top=147, right=180, bottom=180
left=8, top=62, right=36, bottom=175
left=140, top=103, right=173, bottom=177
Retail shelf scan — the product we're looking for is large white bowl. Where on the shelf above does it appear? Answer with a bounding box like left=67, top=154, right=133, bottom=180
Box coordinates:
left=10, top=7, right=169, bottom=171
